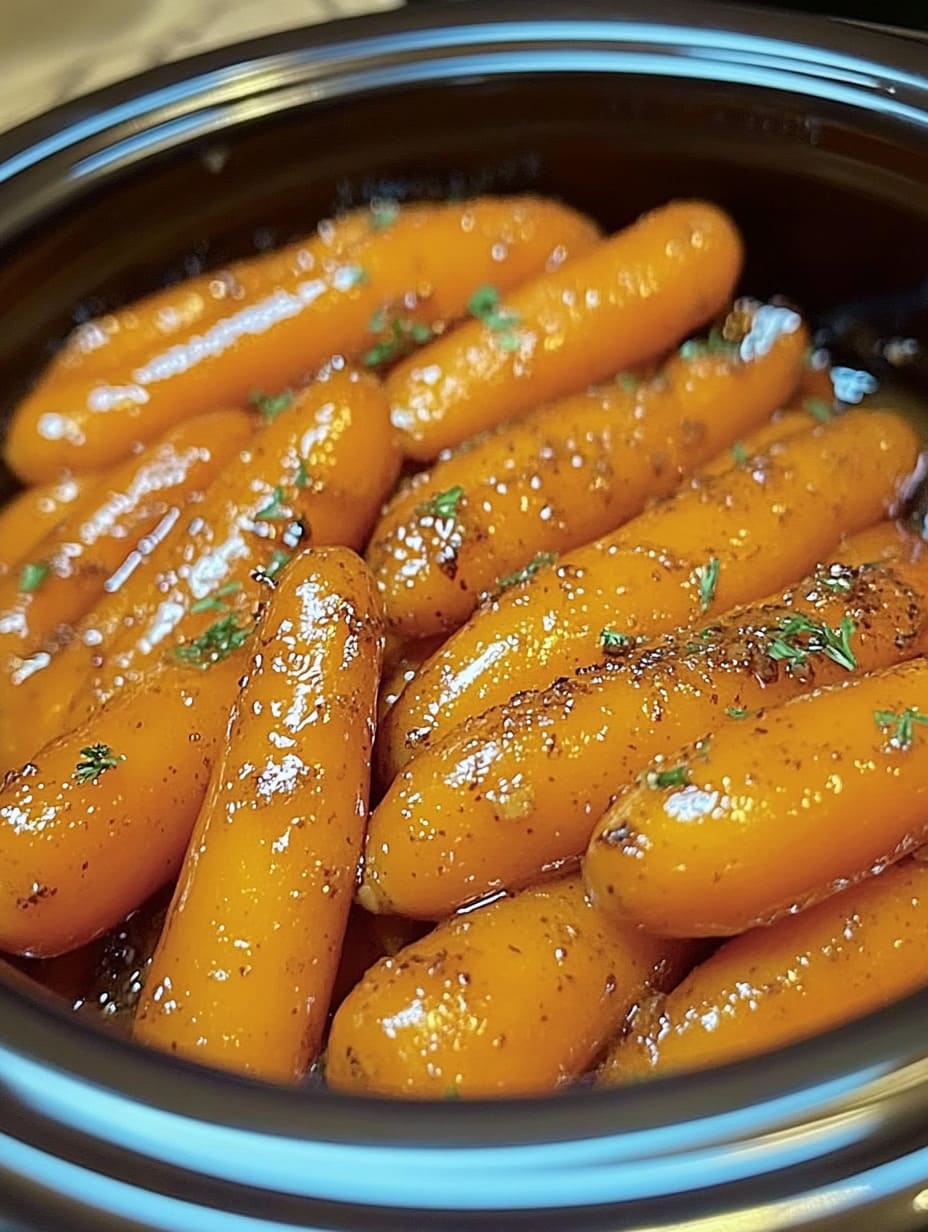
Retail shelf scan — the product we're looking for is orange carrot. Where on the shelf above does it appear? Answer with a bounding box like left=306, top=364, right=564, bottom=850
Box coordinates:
left=377, top=410, right=919, bottom=780
left=0, top=473, right=102, bottom=580
left=368, top=302, right=807, bottom=636
left=583, top=657, right=928, bottom=937
left=6, top=198, right=599, bottom=482
left=388, top=200, right=743, bottom=460
left=134, top=548, right=383, bottom=1081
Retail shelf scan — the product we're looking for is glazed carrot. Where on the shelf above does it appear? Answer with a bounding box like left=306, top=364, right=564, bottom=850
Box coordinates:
left=377, top=410, right=919, bottom=779
left=601, top=860, right=928, bottom=1081
left=331, top=909, right=429, bottom=1013
left=328, top=874, right=695, bottom=1098
left=360, top=525, right=928, bottom=919
left=7, top=197, right=599, bottom=482
left=43, top=207, right=376, bottom=385
left=368, top=302, right=808, bottom=636
left=584, top=657, right=928, bottom=938
left=0, top=367, right=398, bottom=767
left=0, top=649, right=243, bottom=957
left=0, top=408, right=252, bottom=662
left=388, top=200, right=743, bottom=460
left=0, top=473, right=101, bottom=580
left=134, top=548, right=383, bottom=1081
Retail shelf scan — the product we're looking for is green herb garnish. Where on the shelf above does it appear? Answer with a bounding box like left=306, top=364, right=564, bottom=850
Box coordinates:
left=496, top=551, right=557, bottom=591
left=363, top=315, right=434, bottom=367
left=725, top=706, right=749, bottom=719
left=818, top=564, right=854, bottom=596
left=335, top=264, right=369, bottom=290
left=679, top=328, right=739, bottom=361
left=696, top=557, right=720, bottom=614
left=766, top=613, right=857, bottom=672
left=601, top=628, right=634, bottom=655
left=615, top=372, right=638, bottom=394
left=74, top=743, right=123, bottom=785
left=249, top=389, right=293, bottom=420
left=172, top=614, right=252, bottom=668
left=263, top=549, right=291, bottom=582
left=190, top=581, right=243, bottom=615
left=371, top=199, right=400, bottom=230
left=295, top=459, right=311, bottom=489
left=804, top=397, right=834, bottom=423
left=731, top=441, right=748, bottom=467
left=19, top=561, right=50, bottom=594
left=254, top=486, right=288, bottom=523
left=874, top=706, right=928, bottom=751
left=420, top=485, right=464, bottom=520
left=467, top=284, right=521, bottom=351
left=644, top=764, right=690, bottom=790
left=444, top=1084, right=461, bottom=1100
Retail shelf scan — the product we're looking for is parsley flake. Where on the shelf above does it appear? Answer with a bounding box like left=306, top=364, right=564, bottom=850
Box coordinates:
left=696, top=557, right=720, bottom=614
left=725, top=706, right=749, bottom=719
left=679, top=328, right=739, bottom=362
left=496, top=552, right=557, bottom=591
left=601, top=628, right=634, bottom=655
left=363, top=315, right=434, bottom=367
left=804, top=397, right=834, bottom=423
left=420, top=485, right=464, bottom=520
left=644, top=764, right=690, bottom=790
left=766, top=613, right=857, bottom=672
left=172, top=614, right=252, bottom=669
left=295, top=459, right=311, bottom=489
left=190, top=581, right=242, bottom=615
left=254, top=486, right=288, bottom=523
left=334, top=264, right=369, bottom=291
left=74, top=743, right=124, bottom=785
left=874, top=706, right=928, bottom=751
left=615, top=372, right=639, bottom=394
left=19, top=561, right=50, bottom=594
left=818, top=564, right=854, bottom=595
left=370, top=199, right=400, bottom=230
left=249, top=389, right=293, bottom=420
left=731, top=441, right=748, bottom=467
left=467, top=284, right=521, bottom=351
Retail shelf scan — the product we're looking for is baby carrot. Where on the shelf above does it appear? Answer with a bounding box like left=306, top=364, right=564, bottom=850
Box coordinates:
left=388, top=200, right=743, bottom=460
left=0, top=650, right=244, bottom=957
left=328, top=874, right=695, bottom=1098
left=7, top=197, right=598, bottom=482
left=134, top=548, right=383, bottom=1081
left=43, top=207, right=376, bottom=386
left=0, top=367, right=398, bottom=767
left=377, top=409, right=919, bottom=779
left=584, top=657, right=928, bottom=938
left=0, top=473, right=101, bottom=580
left=368, top=302, right=808, bottom=636
left=360, top=524, right=928, bottom=919
left=601, top=860, right=928, bottom=1081
left=0, top=408, right=252, bottom=662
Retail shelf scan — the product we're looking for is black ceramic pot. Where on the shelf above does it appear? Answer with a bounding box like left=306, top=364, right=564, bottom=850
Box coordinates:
left=2, top=4, right=928, bottom=1230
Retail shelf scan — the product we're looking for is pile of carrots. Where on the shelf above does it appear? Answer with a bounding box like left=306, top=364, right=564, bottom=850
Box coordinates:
left=1, top=193, right=927, bottom=1098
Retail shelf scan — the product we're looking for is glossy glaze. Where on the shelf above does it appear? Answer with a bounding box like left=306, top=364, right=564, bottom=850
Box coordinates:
left=367, top=300, right=808, bottom=638
left=5, top=198, right=598, bottom=483
left=0, top=472, right=101, bottom=580
left=387, top=200, right=741, bottom=460
left=329, top=873, right=694, bottom=1098
left=361, top=524, right=928, bottom=919
left=135, top=548, right=383, bottom=1080
left=602, top=859, right=928, bottom=1080
left=379, top=410, right=921, bottom=777
left=585, top=657, right=928, bottom=936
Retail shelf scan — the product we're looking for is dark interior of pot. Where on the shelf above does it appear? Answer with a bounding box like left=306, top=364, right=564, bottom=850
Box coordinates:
left=3, top=15, right=928, bottom=1228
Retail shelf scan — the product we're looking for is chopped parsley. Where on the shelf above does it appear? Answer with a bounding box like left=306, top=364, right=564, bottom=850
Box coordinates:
left=420, top=485, right=464, bottom=520
left=74, top=743, right=123, bottom=785
left=261, top=549, right=291, bottom=583
left=172, top=614, right=252, bottom=668
left=601, top=628, right=634, bottom=655
left=334, top=264, right=369, bottom=290
left=363, top=315, right=434, bottom=367
left=818, top=564, right=854, bottom=596
left=696, top=557, right=720, bottom=614
left=644, top=763, right=690, bottom=790
left=467, top=284, right=521, bottom=352
left=190, top=581, right=242, bottom=615
left=254, top=486, right=288, bottom=523
left=615, top=372, right=639, bottom=394
left=766, top=613, right=857, bottom=672
left=249, top=389, right=293, bottom=420
left=370, top=199, right=400, bottom=230
left=295, top=459, right=311, bottom=489
left=679, top=328, right=739, bottom=361
left=731, top=441, right=748, bottom=467
left=725, top=706, right=749, bottom=719
left=496, top=551, right=557, bottom=591
left=19, top=561, right=50, bottom=593
left=874, top=706, right=928, bottom=751
left=803, top=397, right=834, bottom=423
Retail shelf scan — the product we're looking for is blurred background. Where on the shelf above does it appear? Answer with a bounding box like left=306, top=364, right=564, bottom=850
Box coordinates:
left=0, top=0, right=925, bottom=133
